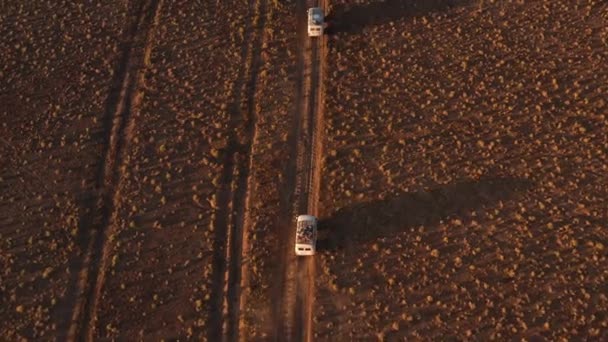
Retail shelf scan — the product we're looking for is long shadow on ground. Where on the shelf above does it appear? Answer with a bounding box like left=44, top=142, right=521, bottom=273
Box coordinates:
left=325, top=0, right=473, bottom=35
left=318, top=177, right=533, bottom=251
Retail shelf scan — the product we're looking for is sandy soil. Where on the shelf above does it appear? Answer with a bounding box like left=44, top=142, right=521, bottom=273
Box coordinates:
left=238, top=1, right=301, bottom=339
left=0, top=2, right=128, bottom=340
left=316, top=0, right=608, bottom=340
left=2, top=0, right=607, bottom=340
left=91, top=0, right=259, bottom=339
left=0, top=0, right=289, bottom=340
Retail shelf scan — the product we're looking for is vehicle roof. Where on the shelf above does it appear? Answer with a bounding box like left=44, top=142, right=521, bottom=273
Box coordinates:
left=308, top=7, right=323, bottom=14
left=297, top=214, right=317, bottom=221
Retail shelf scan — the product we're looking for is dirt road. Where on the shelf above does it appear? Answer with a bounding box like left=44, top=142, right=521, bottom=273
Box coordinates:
left=207, top=1, right=268, bottom=341
left=62, top=0, right=264, bottom=340
left=65, top=0, right=163, bottom=340
left=272, top=0, right=326, bottom=341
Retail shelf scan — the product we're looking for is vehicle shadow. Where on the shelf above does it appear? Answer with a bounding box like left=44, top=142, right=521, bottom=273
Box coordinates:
left=317, top=177, right=533, bottom=251
left=325, top=0, right=473, bottom=35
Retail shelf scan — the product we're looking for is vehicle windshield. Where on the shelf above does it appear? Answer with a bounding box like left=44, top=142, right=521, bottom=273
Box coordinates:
left=296, top=220, right=315, bottom=244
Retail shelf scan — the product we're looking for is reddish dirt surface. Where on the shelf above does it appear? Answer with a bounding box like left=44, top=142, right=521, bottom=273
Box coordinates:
left=92, top=0, right=260, bottom=340
left=3, top=0, right=607, bottom=340
left=316, top=0, right=608, bottom=340
left=238, top=1, right=300, bottom=339
left=0, top=2, right=128, bottom=340
left=1, top=0, right=296, bottom=340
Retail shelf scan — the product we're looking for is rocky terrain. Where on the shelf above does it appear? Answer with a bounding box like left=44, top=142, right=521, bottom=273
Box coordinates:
left=316, top=0, right=608, bottom=340
left=1, top=0, right=607, bottom=340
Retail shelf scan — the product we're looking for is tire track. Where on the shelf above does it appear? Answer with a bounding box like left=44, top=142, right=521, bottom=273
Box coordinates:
left=65, top=0, right=164, bottom=340
left=271, top=0, right=311, bottom=339
left=235, top=1, right=272, bottom=340
left=228, top=0, right=268, bottom=340
left=308, top=3, right=327, bottom=341
left=296, top=0, right=326, bottom=341
left=292, top=39, right=319, bottom=342
left=273, top=0, right=325, bottom=340
left=206, top=1, right=267, bottom=341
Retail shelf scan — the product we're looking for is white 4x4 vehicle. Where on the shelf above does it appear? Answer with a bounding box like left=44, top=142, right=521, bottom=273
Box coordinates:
left=295, top=215, right=317, bottom=256
left=307, top=7, right=324, bottom=37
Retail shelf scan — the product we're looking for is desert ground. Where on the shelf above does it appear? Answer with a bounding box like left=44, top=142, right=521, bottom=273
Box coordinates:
left=317, top=0, right=607, bottom=340
left=1, top=0, right=607, bottom=341
left=1, top=1, right=129, bottom=339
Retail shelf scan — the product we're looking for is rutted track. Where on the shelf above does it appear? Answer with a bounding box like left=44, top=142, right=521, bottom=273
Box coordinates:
left=65, top=0, right=164, bottom=340
left=206, top=1, right=267, bottom=341
left=294, top=0, right=326, bottom=340
left=271, top=0, right=310, bottom=339
left=273, top=0, right=326, bottom=340
left=292, top=39, right=319, bottom=342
